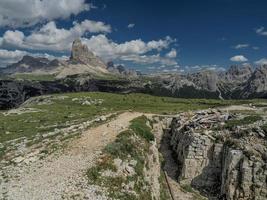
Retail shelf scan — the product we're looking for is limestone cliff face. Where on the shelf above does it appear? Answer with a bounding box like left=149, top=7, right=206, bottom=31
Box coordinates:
left=187, top=70, right=219, bottom=92
left=169, top=110, right=267, bottom=199
left=221, top=147, right=266, bottom=200
left=241, top=65, right=267, bottom=97
left=223, top=65, right=253, bottom=83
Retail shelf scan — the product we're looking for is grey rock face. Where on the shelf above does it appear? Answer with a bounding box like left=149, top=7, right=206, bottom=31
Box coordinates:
left=220, top=146, right=267, bottom=200
left=242, top=65, right=267, bottom=97
left=187, top=70, right=219, bottom=92
left=69, top=39, right=106, bottom=69
left=224, top=65, right=253, bottom=83
left=169, top=110, right=267, bottom=199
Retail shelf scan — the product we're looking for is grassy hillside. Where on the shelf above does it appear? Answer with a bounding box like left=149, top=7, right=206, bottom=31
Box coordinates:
left=0, top=92, right=264, bottom=145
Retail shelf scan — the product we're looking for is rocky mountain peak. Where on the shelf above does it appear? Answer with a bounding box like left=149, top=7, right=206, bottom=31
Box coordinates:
left=70, top=39, right=91, bottom=62
left=187, top=70, right=218, bottom=92
left=243, top=64, right=267, bottom=96
left=224, top=64, right=253, bottom=82
left=69, top=39, right=106, bottom=69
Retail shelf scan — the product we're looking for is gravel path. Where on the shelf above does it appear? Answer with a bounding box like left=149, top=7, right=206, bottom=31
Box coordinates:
left=1, top=112, right=143, bottom=200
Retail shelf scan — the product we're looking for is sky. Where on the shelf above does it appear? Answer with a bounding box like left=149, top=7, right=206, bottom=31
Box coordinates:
left=0, top=0, right=267, bottom=73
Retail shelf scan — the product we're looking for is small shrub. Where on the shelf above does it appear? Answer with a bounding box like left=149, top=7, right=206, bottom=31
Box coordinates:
left=86, top=155, right=117, bottom=184
left=87, top=166, right=101, bottom=184
left=225, top=115, right=262, bottom=129
left=104, top=130, right=136, bottom=159
left=181, top=184, right=194, bottom=193
left=130, top=116, right=154, bottom=142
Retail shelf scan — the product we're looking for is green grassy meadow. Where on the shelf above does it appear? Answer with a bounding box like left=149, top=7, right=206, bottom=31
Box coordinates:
left=0, top=92, right=264, bottom=144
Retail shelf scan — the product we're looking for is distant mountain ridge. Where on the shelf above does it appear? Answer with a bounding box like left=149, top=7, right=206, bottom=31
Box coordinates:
left=1, top=55, right=62, bottom=74
left=147, top=64, right=267, bottom=99
left=1, top=39, right=267, bottom=106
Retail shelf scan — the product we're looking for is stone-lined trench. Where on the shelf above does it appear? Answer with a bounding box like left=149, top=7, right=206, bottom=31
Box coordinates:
left=158, top=108, right=267, bottom=200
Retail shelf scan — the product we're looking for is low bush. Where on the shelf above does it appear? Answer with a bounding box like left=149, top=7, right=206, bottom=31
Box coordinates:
left=130, top=115, right=154, bottom=142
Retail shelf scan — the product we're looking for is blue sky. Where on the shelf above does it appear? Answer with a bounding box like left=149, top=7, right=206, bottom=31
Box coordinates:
left=0, top=0, right=267, bottom=73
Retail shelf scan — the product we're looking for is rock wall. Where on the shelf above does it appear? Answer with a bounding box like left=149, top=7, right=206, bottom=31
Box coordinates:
left=221, top=147, right=267, bottom=200
left=170, top=120, right=222, bottom=194
left=169, top=111, right=267, bottom=199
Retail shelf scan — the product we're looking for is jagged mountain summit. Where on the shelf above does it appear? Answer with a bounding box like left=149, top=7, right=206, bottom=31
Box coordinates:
left=70, top=39, right=107, bottom=69
left=223, top=64, right=253, bottom=83
left=56, top=39, right=110, bottom=78
left=148, top=64, right=267, bottom=99
left=1, top=39, right=111, bottom=78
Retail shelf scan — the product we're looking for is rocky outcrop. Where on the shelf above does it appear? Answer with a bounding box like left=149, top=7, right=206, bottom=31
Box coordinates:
left=220, top=147, right=267, bottom=200
left=169, top=109, right=267, bottom=199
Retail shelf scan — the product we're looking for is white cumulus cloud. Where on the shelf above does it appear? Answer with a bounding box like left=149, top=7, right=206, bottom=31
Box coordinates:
left=255, top=58, right=267, bottom=65
left=230, top=55, right=248, bottom=62
left=0, top=49, right=27, bottom=63
left=82, top=34, right=177, bottom=66
left=0, top=0, right=91, bottom=27
left=1, top=20, right=111, bottom=51
left=166, top=49, right=177, bottom=58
